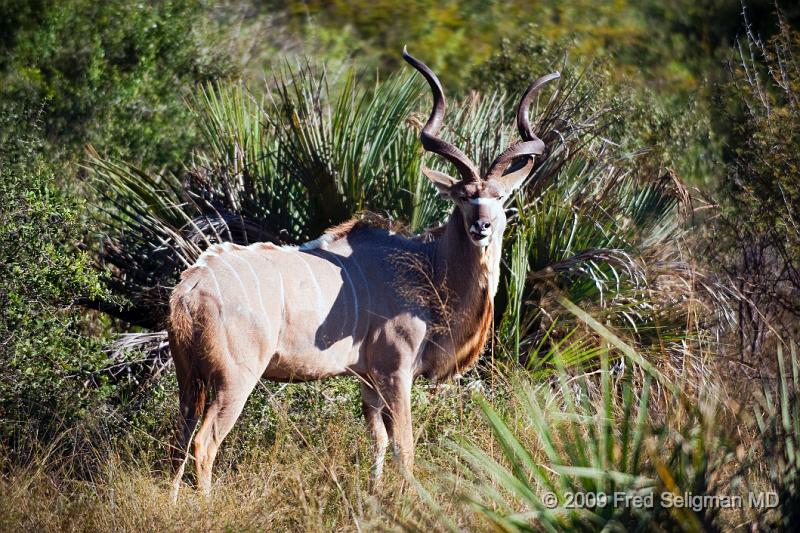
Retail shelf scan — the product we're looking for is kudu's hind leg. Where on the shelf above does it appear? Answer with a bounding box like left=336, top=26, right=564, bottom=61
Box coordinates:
left=190, top=307, right=277, bottom=498
left=361, top=383, right=389, bottom=489
left=169, top=335, right=205, bottom=503
left=170, top=386, right=203, bottom=502
left=192, top=360, right=265, bottom=497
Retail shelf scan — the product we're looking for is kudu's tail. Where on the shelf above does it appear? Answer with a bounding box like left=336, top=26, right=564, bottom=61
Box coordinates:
left=169, top=290, right=208, bottom=421
left=168, top=289, right=207, bottom=497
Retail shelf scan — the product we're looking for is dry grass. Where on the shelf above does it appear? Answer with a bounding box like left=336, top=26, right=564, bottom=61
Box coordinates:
left=0, top=378, right=497, bottom=532
left=0, top=348, right=779, bottom=532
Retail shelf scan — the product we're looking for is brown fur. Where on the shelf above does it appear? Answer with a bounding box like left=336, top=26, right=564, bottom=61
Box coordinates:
left=168, top=291, right=208, bottom=400
left=451, top=239, right=499, bottom=377
left=167, top=291, right=207, bottom=475
left=451, top=288, right=493, bottom=377
left=324, top=218, right=362, bottom=240
left=386, top=228, right=494, bottom=381
left=415, top=206, right=501, bottom=382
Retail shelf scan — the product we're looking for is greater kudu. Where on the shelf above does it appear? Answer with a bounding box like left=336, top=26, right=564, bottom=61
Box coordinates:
left=168, top=49, right=559, bottom=499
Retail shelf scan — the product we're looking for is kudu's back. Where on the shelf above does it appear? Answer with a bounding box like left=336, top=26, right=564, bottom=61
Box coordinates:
left=169, top=225, right=431, bottom=385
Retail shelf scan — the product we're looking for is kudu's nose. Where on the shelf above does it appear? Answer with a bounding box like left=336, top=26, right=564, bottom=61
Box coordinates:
left=470, top=220, right=492, bottom=237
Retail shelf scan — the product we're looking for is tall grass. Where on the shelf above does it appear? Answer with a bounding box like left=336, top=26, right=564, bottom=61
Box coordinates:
left=2, top=323, right=794, bottom=530
left=418, top=319, right=791, bottom=531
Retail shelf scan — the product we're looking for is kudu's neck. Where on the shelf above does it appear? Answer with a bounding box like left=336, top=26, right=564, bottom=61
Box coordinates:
left=422, top=207, right=503, bottom=380
left=432, top=208, right=503, bottom=299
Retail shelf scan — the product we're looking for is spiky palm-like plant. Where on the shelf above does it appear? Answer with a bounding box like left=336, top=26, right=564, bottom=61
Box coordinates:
left=88, top=60, right=719, bottom=386
left=752, top=340, right=800, bottom=529
left=439, top=322, right=737, bottom=532
left=91, top=68, right=440, bottom=327
left=495, top=145, right=731, bottom=378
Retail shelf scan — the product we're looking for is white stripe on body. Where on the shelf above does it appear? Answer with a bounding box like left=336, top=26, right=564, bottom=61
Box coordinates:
left=324, top=252, right=358, bottom=342
left=206, top=269, right=224, bottom=305
left=216, top=254, right=248, bottom=303
left=194, top=250, right=228, bottom=304
left=297, top=253, right=324, bottom=311
left=228, top=252, right=273, bottom=346
left=254, top=253, right=286, bottom=345
left=194, top=249, right=214, bottom=267
left=276, top=268, right=286, bottom=326
left=348, top=255, right=371, bottom=340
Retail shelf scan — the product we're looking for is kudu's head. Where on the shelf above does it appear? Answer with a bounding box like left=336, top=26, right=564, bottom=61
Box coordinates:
left=404, top=48, right=559, bottom=247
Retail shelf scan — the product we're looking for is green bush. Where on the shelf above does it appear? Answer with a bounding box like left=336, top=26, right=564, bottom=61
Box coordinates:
left=0, top=0, right=232, bottom=171
left=0, top=109, right=111, bottom=449
left=472, top=31, right=723, bottom=187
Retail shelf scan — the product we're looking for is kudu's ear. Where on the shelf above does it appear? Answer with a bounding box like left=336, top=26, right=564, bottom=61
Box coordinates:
left=422, top=166, right=458, bottom=197
left=498, top=157, right=535, bottom=194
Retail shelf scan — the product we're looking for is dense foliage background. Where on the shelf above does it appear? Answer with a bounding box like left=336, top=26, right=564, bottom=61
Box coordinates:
left=1, top=0, right=799, bottom=530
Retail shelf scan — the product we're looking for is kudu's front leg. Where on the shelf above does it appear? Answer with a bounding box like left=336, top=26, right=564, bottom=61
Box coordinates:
left=361, top=383, right=388, bottom=489
left=383, top=371, right=415, bottom=476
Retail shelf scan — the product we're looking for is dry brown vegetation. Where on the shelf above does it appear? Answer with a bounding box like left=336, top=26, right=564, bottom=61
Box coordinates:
left=0, top=344, right=782, bottom=532
left=0, top=380, right=489, bottom=531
